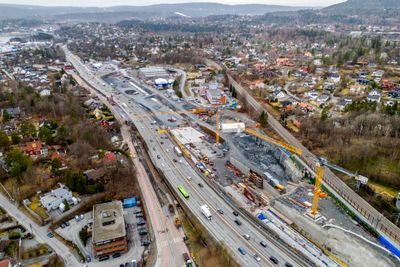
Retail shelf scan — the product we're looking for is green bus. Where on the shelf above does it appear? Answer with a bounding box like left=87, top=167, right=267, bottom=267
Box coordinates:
left=178, top=185, right=189, bottom=199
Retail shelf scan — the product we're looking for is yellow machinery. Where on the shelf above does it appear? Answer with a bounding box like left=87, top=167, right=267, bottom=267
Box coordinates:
left=311, top=163, right=324, bottom=216
left=215, top=110, right=221, bottom=145
left=243, top=128, right=302, bottom=156
left=243, top=127, right=325, bottom=216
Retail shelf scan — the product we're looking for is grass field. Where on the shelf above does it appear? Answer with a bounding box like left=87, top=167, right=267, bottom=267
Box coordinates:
left=368, top=181, right=398, bottom=199
left=28, top=196, right=49, bottom=220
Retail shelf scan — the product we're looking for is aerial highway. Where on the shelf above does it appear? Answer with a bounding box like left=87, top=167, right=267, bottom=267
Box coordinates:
left=63, top=46, right=317, bottom=267
left=70, top=67, right=189, bottom=267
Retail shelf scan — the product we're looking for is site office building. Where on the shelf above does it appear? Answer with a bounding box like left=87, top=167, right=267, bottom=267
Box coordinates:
left=92, top=201, right=128, bottom=258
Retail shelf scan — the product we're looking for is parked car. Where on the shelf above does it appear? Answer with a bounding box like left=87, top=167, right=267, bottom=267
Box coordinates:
left=99, top=255, right=109, bottom=261
left=238, top=247, right=246, bottom=255
left=60, top=223, right=66, bottom=229
left=113, top=253, right=121, bottom=258
left=86, top=255, right=91, bottom=262
left=47, top=232, right=54, bottom=238
left=65, top=221, right=70, bottom=226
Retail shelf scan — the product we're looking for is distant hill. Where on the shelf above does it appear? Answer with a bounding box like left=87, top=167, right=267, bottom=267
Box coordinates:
left=323, top=0, right=400, bottom=14
left=0, top=3, right=309, bottom=21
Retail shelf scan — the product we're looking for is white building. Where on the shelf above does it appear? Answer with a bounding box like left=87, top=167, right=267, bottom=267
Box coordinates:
left=221, top=123, right=245, bottom=133
left=40, top=185, right=73, bottom=212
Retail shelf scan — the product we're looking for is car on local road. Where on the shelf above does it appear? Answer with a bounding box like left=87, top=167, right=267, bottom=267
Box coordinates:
left=47, top=232, right=54, bottom=238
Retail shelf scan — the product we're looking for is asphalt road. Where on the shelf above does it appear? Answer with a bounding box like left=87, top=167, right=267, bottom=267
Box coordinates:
left=224, top=66, right=400, bottom=247
left=0, top=194, right=81, bottom=267
left=66, top=57, right=190, bottom=267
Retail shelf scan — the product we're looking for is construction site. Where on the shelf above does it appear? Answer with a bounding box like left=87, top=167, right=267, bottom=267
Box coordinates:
left=103, top=70, right=399, bottom=267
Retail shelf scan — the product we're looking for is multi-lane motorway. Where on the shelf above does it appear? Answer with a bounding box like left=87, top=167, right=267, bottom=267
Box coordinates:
left=63, top=46, right=316, bottom=267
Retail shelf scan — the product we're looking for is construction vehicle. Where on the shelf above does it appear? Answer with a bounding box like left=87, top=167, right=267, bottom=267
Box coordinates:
left=174, top=218, right=182, bottom=228
left=311, top=163, right=324, bottom=217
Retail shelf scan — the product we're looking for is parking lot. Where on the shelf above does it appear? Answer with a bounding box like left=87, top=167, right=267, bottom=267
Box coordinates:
left=55, top=206, right=146, bottom=266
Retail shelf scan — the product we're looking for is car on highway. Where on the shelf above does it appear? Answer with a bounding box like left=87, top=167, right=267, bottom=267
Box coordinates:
left=198, top=183, right=204, bottom=188
left=234, top=219, right=242, bottom=226
left=253, top=253, right=261, bottom=262
left=217, top=208, right=224, bottom=214
left=233, top=210, right=239, bottom=216
left=243, top=234, right=250, bottom=240
left=238, top=247, right=246, bottom=255
left=157, top=155, right=161, bottom=159
left=269, top=256, right=279, bottom=264
left=285, top=263, right=294, bottom=267
left=187, top=176, right=192, bottom=181
left=260, top=241, right=267, bottom=247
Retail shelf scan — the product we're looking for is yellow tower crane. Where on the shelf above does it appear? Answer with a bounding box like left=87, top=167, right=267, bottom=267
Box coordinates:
left=215, top=109, right=221, bottom=145
left=311, top=163, right=324, bottom=216
left=243, top=128, right=325, bottom=217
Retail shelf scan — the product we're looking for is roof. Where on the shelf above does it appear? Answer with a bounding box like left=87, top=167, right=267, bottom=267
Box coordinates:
left=0, top=259, right=9, bottom=267
left=92, top=201, right=126, bottom=244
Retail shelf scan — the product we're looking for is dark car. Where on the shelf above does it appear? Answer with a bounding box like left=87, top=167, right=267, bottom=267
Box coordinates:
left=233, top=211, right=239, bottom=216
left=269, top=256, right=279, bottom=264
left=198, top=183, right=204, bottom=188
left=260, top=241, right=267, bottom=248
left=99, top=255, right=109, bottom=261
left=86, top=255, right=91, bottom=262
left=285, top=263, right=294, bottom=267
left=120, top=264, right=125, bottom=267
left=65, top=221, right=70, bottom=226
left=113, top=253, right=121, bottom=258
left=60, top=223, right=66, bottom=229
left=234, top=219, right=242, bottom=226
left=238, top=247, right=246, bottom=255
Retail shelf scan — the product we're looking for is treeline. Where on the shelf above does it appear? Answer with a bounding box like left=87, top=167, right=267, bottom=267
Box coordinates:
left=300, top=112, right=400, bottom=188
left=117, top=19, right=224, bottom=33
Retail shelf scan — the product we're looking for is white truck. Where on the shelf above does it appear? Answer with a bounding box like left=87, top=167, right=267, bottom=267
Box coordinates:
left=200, top=205, right=212, bottom=220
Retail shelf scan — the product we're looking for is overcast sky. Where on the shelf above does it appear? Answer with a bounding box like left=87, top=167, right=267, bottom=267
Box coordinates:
left=0, top=0, right=345, bottom=7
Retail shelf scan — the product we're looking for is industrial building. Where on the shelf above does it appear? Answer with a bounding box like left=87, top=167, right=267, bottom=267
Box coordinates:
left=92, top=201, right=128, bottom=258
left=139, top=67, right=170, bottom=80
left=170, top=127, right=205, bottom=145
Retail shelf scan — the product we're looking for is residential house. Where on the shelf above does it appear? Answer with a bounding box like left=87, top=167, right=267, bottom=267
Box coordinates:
left=40, top=185, right=73, bottom=212
left=39, top=89, right=51, bottom=97
left=307, top=91, right=319, bottom=100
left=367, top=90, right=381, bottom=102
left=25, top=141, right=48, bottom=157
left=0, top=107, right=21, bottom=119
left=272, top=89, right=286, bottom=100
left=317, top=94, right=330, bottom=105
left=336, top=98, right=353, bottom=111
